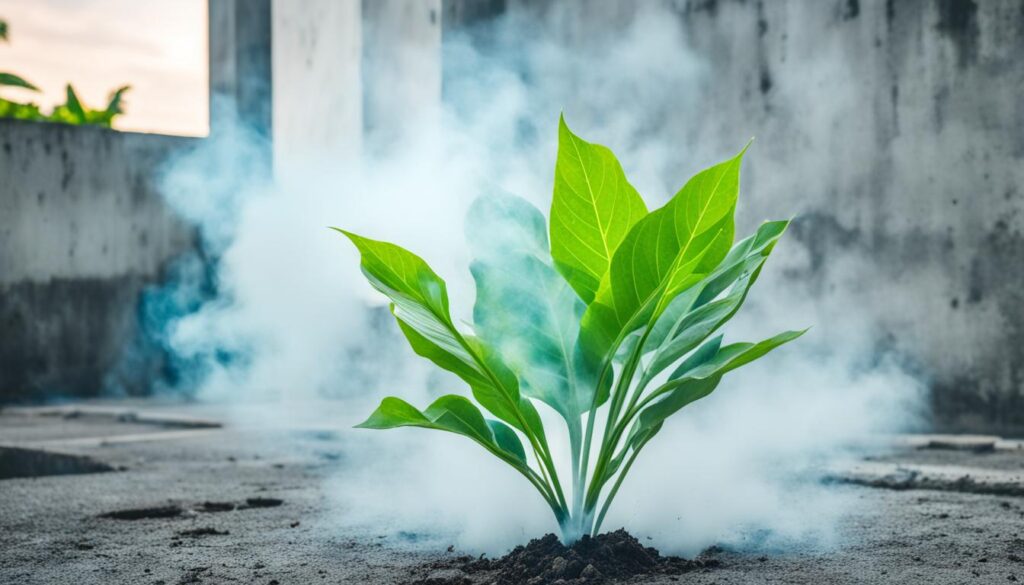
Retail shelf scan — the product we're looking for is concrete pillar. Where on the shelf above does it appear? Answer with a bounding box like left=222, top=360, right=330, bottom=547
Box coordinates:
left=208, top=0, right=273, bottom=139
left=271, top=0, right=363, bottom=168
left=361, top=0, right=442, bottom=154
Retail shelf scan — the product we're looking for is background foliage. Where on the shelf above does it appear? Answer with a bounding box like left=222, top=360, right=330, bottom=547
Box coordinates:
left=0, top=18, right=129, bottom=128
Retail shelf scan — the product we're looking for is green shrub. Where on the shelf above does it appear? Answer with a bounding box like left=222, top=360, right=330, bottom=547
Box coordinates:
left=0, top=18, right=129, bottom=128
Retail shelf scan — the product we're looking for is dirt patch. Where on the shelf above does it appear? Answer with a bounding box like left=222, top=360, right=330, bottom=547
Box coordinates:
left=837, top=469, right=1024, bottom=498
left=920, top=437, right=997, bottom=453
left=243, top=497, right=284, bottom=508
left=176, top=527, right=230, bottom=537
left=0, top=446, right=116, bottom=480
left=177, top=566, right=209, bottom=584
left=100, top=505, right=183, bottom=520
left=406, top=530, right=717, bottom=585
left=101, top=497, right=285, bottom=520
left=197, top=501, right=237, bottom=513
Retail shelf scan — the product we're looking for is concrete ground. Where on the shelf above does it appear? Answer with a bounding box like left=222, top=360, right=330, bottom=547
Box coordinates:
left=1, top=401, right=1022, bottom=585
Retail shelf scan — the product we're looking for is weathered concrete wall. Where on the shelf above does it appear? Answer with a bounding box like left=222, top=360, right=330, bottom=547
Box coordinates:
left=680, top=0, right=1024, bottom=434
left=495, top=0, right=1024, bottom=433
left=0, top=120, right=197, bottom=402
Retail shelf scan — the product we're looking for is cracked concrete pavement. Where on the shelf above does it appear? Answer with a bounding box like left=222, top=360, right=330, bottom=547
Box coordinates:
left=1, top=401, right=1022, bottom=584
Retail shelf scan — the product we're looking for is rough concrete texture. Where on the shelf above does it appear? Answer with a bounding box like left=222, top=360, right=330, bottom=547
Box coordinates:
left=3, top=0, right=1021, bottom=431
left=682, top=0, right=1024, bottom=434
left=667, top=0, right=1024, bottom=435
left=489, top=0, right=1024, bottom=434
left=1, top=401, right=1023, bottom=584
left=0, top=121, right=197, bottom=402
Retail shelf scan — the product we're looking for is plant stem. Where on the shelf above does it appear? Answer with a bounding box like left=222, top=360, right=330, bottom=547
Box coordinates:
left=567, top=415, right=583, bottom=520
left=591, top=435, right=650, bottom=536
left=576, top=356, right=617, bottom=534
left=585, top=327, right=651, bottom=510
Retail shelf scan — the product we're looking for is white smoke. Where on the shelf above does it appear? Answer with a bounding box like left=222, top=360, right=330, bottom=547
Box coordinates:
left=146, top=1, right=925, bottom=557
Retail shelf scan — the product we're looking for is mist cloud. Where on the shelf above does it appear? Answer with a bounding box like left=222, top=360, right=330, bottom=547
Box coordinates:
left=138, top=2, right=925, bottom=556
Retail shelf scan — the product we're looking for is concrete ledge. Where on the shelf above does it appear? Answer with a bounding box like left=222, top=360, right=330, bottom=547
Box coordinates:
left=3, top=405, right=222, bottom=430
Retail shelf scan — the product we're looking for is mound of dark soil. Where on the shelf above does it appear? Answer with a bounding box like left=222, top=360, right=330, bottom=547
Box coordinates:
left=408, top=530, right=718, bottom=585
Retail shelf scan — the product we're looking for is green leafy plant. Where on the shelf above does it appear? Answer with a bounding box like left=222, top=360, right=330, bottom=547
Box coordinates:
left=336, top=117, right=805, bottom=543
left=0, top=18, right=129, bottom=128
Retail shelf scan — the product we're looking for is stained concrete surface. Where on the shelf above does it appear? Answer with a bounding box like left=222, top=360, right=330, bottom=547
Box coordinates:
left=1, top=402, right=1022, bottom=585
left=487, top=0, right=1024, bottom=434
left=0, top=120, right=197, bottom=402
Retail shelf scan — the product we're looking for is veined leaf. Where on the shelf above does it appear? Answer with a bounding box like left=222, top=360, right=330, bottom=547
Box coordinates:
left=488, top=419, right=528, bottom=464
left=356, top=395, right=528, bottom=467
left=580, top=148, right=748, bottom=359
left=468, top=194, right=600, bottom=422
left=550, top=115, right=647, bottom=304
left=640, top=220, right=790, bottom=383
left=338, top=229, right=544, bottom=443
left=694, top=219, right=788, bottom=308
left=394, top=314, right=489, bottom=396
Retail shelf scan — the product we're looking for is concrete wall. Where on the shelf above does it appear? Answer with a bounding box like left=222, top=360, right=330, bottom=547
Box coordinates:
left=495, top=0, right=1024, bottom=433
left=0, top=0, right=273, bottom=403
left=4, top=0, right=1020, bottom=434
left=0, top=120, right=197, bottom=402
left=684, top=0, right=1024, bottom=434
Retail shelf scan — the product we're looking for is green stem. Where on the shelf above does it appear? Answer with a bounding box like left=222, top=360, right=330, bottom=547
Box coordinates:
left=576, top=356, right=617, bottom=531
left=567, top=415, right=583, bottom=520
left=585, top=328, right=650, bottom=509
left=591, top=435, right=650, bottom=536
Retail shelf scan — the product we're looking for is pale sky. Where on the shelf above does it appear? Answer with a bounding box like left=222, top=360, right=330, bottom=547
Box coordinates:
left=0, top=0, right=208, bottom=136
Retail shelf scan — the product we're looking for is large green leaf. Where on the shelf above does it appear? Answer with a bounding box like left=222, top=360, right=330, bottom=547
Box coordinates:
left=549, top=115, right=648, bottom=304
left=338, top=229, right=543, bottom=443
left=468, top=194, right=600, bottom=422
left=356, top=395, right=528, bottom=467
left=580, top=148, right=748, bottom=359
